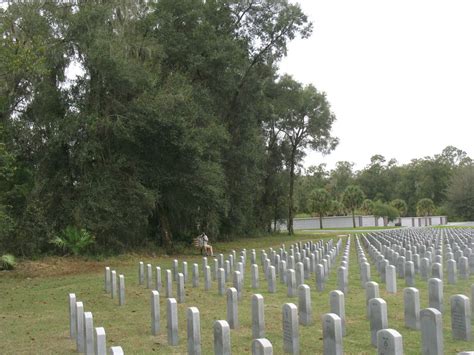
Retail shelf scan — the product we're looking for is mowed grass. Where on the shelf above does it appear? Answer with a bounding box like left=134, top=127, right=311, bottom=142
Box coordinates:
left=0, top=232, right=473, bottom=354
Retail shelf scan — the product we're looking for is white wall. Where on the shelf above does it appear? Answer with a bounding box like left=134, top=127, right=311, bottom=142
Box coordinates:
left=278, top=215, right=447, bottom=230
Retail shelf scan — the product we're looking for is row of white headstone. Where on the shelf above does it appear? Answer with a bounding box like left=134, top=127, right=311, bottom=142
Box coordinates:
left=134, top=238, right=343, bottom=298
left=95, top=238, right=348, bottom=353
left=135, top=235, right=408, bottom=355
left=147, top=288, right=349, bottom=355
left=356, top=228, right=474, bottom=354
left=68, top=238, right=339, bottom=354
left=68, top=293, right=124, bottom=354
left=73, top=228, right=472, bottom=353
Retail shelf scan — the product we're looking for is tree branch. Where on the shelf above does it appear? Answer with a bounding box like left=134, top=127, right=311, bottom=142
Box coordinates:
left=233, top=0, right=256, bottom=27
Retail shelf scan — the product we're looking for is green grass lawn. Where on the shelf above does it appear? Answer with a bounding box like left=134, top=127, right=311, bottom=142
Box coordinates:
left=0, top=232, right=473, bottom=354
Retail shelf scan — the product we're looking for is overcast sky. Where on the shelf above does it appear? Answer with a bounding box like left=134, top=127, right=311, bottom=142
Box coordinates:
left=279, top=0, right=474, bottom=171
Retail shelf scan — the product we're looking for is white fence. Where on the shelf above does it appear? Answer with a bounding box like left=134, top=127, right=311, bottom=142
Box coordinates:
left=278, top=215, right=448, bottom=230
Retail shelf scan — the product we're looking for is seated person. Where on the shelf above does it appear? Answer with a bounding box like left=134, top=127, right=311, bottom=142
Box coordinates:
left=199, top=232, right=214, bottom=256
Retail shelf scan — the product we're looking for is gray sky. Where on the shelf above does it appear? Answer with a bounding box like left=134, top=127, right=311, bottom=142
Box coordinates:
left=279, top=0, right=474, bottom=171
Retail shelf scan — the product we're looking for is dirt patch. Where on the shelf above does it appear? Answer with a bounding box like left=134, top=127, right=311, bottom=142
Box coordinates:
left=7, top=257, right=108, bottom=278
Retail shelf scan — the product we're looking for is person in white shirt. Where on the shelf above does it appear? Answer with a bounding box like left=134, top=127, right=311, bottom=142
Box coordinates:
left=199, top=233, right=214, bottom=256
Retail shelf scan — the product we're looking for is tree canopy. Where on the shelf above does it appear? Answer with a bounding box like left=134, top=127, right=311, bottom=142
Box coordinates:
left=416, top=198, right=436, bottom=217
left=446, top=165, right=474, bottom=220
left=273, top=75, right=338, bottom=234
left=0, top=1, right=332, bottom=255
left=293, top=146, right=472, bottom=220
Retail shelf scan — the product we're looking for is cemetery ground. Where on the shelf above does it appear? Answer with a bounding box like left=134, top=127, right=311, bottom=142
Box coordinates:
left=1, top=230, right=473, bottom=354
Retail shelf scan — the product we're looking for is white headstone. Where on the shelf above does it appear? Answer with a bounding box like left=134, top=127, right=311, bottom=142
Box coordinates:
left=403, top=287, right=420, bottom=330
left=139, top=261, right=144, bottom=285
left=322, top=313, right=343, bottom=355
left=227, top=287, right=239, bottom=329
left=420, top=308, right=443, bottom=355
left=68, top=293, right=77, bottom=339
left=177, top=272, right=185, bottom=303
left=252, top=294, right=265, bottom=339
left=95, top=327, right=106, bottom=355
left=105, top=267, right=111, bottom=293
left=167, top=298, right=179, bottom=345
left=119, top=274, right=125, bottom=306
left=147, top=263, right=152, bottom=289
left=330, top=290, right=346, bottom=336
left=83, top=311, right=94, bottom=355
left=204, top=265, right=211, bottom=291
left=376, top=328, right=403, bottom=355
left=151, top=290, right=160, bottom=335
left=76, top=301, right=85, bottom=352
left=428, top=278, right=443, bottom=312
left=298, top=284, right=312, bottom=326
left=166, top=269, right=173, bottom=298
left=282, top=303, right=299, bottom=354
left=214, top=320, right=231, bottom=355
left=111, top=270, right=117, bottom=299
left=252, top=338, right=273, bottom=355
left=187, top=307, right=201, bottom=355
left=252, top=264, right=259, bottom=289
left=369, top=298, right=388, bottom=347
left=450, top=294, right=472, bottom=341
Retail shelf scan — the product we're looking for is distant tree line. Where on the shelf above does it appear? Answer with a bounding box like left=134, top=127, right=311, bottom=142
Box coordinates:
left=0, top=1, right=339, bottom=255
left=294, top=146, right=474, bottom=227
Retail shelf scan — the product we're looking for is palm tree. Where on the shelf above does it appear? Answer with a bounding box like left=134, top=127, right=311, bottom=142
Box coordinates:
left=310, top=188, right=331, bottom=229
left=330, top=200, right=346, bottom=216
left=390, top=198, right=408, bottom=225
left=342, top=185, right=365, bottom=228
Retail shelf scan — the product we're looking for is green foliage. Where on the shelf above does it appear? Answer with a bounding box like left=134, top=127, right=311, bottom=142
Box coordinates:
left=0, top=254, right=16, bottom=270
left=310, top=188, right=331, bottom=216
left=329, top=200, right=346, bottom=216
left=342, top=185, right=365, bottom=228
left=3, top=2, right=468, bottom=255
left=50, top=227, right=95, bottom=256
left=0, top=1, right=319, bottom=254
left=293, top=146, right=472, bottom=220
left=390, top=199, right=408, bottom=217
left=342, top=185, right=365, bottom=212
left=310, top=188, right=331, bottom=228
left=446, top=165, right=474, bottom=220
left=328, top=161, right=354, bottom=199
left=360, top=199, right=374, bottom=215
left=416, top=198, right=436, bottom=217
left=273, top=75, right=338, bottom=234
left=373, top=201, right=399, bottom=225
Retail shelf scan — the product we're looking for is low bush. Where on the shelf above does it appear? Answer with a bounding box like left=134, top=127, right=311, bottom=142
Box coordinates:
left=0, top=254, right=16, bottom=270
left=50, top=226, right=95, bottom=256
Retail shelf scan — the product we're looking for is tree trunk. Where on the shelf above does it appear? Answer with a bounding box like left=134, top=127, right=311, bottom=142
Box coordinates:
left=273, top=200, right=278, bottom=232
left=287, top=148, right=296, bottom=235
left=319, top=214, right=323, bottom=229
left=352, top=209, right=356, bottom=228
left=157, top=202, right=173, bottom=250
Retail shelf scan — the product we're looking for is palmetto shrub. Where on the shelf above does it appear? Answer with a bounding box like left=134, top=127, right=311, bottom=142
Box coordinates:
left=50, top=226, right=95, bottom=256
left=0, top=254, right=16, bottom=270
